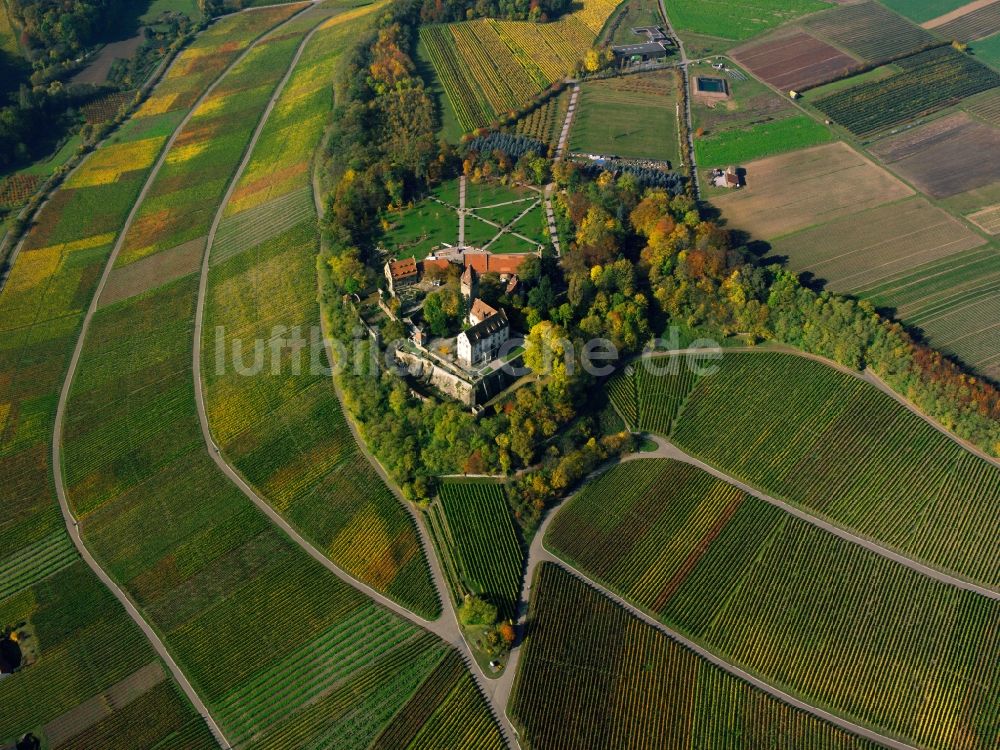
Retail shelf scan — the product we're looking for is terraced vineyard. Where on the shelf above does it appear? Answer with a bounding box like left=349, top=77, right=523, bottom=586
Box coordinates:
left=0, top=10, right=300, bottom=746
left=814, top=46, right=1000, bottom=136
left=427, top=481, right=524, bottom=619
left=629, top=351, right=1000, bottom=586
left=420, top=0, right=618, bottom=132
left=509, top=563, right=884, bottom=750
left=56, top=5, right=490, bottom=744
left=547, top=459, right=1000, bottom=750
left=203, top=4, right=438, bottom=617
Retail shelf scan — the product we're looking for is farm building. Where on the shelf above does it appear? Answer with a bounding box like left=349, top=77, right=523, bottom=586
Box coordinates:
left=711, top=166, right=742, bottom=189
left=458, top=308, right=510, bottom=366
left=613, top=25, right=672, bottom=65
left=384, top=257, right=419, bottom=296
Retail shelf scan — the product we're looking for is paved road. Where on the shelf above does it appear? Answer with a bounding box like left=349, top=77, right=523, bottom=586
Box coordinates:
left=656, top=0, right=698, bottom=196
left=554, top=83, right=579, bottom=159
left=495, top=451, right=919, bottom=750
left=47, top=6, right=323, bottom=745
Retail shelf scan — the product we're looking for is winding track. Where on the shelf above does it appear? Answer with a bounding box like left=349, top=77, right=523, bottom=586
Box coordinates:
left=49, top=4, right=336, bottom=747
left=41, top=1, right=999, bottom=747
left=190, top=10, right=520, bottom=747
left=494, top=451, right=921, bottom=750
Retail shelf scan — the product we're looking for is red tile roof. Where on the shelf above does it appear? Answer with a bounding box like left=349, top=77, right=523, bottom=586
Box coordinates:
left=387, top=257, right=418, bottom=280
left=463, top=253, right=532, bottom=275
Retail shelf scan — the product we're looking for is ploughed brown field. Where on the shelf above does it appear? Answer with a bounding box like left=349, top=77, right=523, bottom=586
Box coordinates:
left=711, top=141, right=912, bottom=239
left=870, top=112, right=1000, bottom=197
left=732, top=31, right=858, bottom=91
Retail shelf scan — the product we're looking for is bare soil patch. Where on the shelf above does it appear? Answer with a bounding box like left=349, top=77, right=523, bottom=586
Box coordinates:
left=99, top=236, right=204, bottom=307
left=870, top=112, right=1000, bottom=197
left=733, top=31, right=859, bottom=91
left=711, top=141, right=913, bottom=239
left=71, top=33, right=144, bottom=85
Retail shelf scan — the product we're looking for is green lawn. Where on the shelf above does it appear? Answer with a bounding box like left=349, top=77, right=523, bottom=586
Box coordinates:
left=382, top=200, right=458, bottom=258
left=878, top=0, right=969, bottom=23
left=695, top=114, right=832, bottom=166
left=972, top=31, right=1000, bottom=72
left=140, top=0, right=201, bottom=22
left=606, top=0, right=662, bottom=45
left=570, top=73, right=679, bottom=163
left=664, top=0, right=831, bottom=40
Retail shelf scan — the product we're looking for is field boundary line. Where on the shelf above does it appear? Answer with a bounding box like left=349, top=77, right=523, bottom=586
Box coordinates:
left=637, top=438, right=1000, bottom=600
left=499, top=450, right=918, bottom=750
left=546, top=558, right=919, bottom=750
left=192, top=12, right=519, bottom=748
left=47, top=5, right=325, bottom=745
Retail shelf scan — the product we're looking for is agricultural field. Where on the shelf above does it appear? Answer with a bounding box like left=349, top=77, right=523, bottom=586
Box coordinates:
left=662, top=0, right=830, bottom=41
left=514, top=91, right=570, bottom=148
left=546, top=459, right=1000, bottom=750
left=198, top=5, right=438, bottom=618
left=769, top=196, right=986, bottom=291
left=931, top=1, right=1000, bottom=42
left=971, top=29, right=1000, bottom=69
left=427, top=481, right=524, bottom=619
left=857, top=244, right=1000, bottom=382
left=419, top=0, right=618, bottom=132
left=880, top=0, right=971, bottom=24
left=63, top=269, right=469, bottom=746
left=607, top=356, right=705, bottom=434
left=803, top=1, right=936, bottom=62
left=569, top=71, right=680, bottom=163
left=812, top=46, right=1000, bottom=137
left=627, top=351, right=1000, bottom=586
left=964, top=82, right=1000, bottom=122
left=869, top=112, right=1000, bottom=198
left=731, top=30, right=858, bottom=92
left=369, top=650, right=508, bottom=750
left=0, top=4, right=289, bottom=587
left=509, top=563, right=883, bottom=750
left=695, top=115, right=832, bottom=167
left=115, top=5, right=322, bottom=270
left=688, top=60, right=796, bottom=133
left=709, top=142, right=912, bottom=239
left=0, top=561, right=215, bottom=748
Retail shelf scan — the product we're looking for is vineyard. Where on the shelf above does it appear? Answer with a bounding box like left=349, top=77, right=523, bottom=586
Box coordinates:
left=81, top=90, right=136, bottom=124
left=607, top=356, right=704, bottom=434
left=509, top=563, right=883, bottom=750
left=0, top=562, right=214, bottom=748
left=117, top=10, right=318, bottom=268
left=814, top=46, right=1000, bottom=136
left=427, top=481, right=524, bottom=619
left=649, top=351, right=1000, bottom=586
left=514, top=90, right=570, bottom=147
left=0, top=173, right=40, bottom=207
left=0, top=22, right=296, bottom=739
left=546, top=459, right=1000, bottom=750
left=934, top=2, right=1000, bottom=43
left=370, top=651, right=507, bottom=750
left=803, top=1, right=935, bottom=62
left=420, top=0, right=616, bottom=132
left=202, top=6, right=438, bottom=617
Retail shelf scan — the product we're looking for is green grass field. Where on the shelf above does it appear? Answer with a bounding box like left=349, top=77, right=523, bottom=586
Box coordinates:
left=570, top=72, right=680, bottom=163
left=664, top=0, right=831, bottom=40
left=510, top=563, right=883, bottom=750
left=878, top=0, right=969, bottom=24
left=428, top=481, right=524, bottom=619
left=547, top=459, right=1000, bottom=750
left=624, top=351, right=1000, bottom=587
left=695, top=114, right=832, bottom=166
left=972, top=31, right=1000, bottom=71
